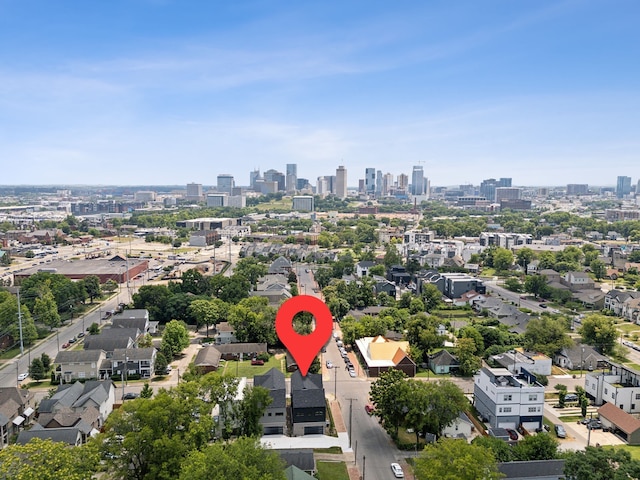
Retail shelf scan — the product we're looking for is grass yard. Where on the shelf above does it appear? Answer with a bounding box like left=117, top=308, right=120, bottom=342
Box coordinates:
left=617, top=323, right=640, bottom=334
left=220, top=354, right=284, bottom=378
left=316, top=461, right=349, bottom=480
left=610, top=445, right=640, bottom=461
left=625, top=363, right=640, bottom=371
left=314, top=446, right=343, bottom=454
left=253, top=198, right=292, bottom=212
left=397, top=427, right=429, bottom=448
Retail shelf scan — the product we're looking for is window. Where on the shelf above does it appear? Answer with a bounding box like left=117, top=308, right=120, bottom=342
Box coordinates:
left=528, top=407, right=538, bottom=413
left=275, top=412, right=284, bottom=417
left=91, top=363, right=96, bottom=368
left=268, top=413, right=272, bottom=416
left=635, top=394, right=640, bottom=400
left=503, top=395, right=512, bottom=402
left=78, top=371, right=86, bottom=378
left=503, top=407, right=512, bottom=413
left=605, top=388, right=608, bottom=395
left=528, top=394, right=537, bottom=401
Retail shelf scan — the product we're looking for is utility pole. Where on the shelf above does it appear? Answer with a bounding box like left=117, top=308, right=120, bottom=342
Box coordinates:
left=17, top=287, right=24, bottom=356
left=346, top=397, right=356, bottom=448
left=334, top=366, right=338, bottom=400
left=362, top=455, right=366, bottom=480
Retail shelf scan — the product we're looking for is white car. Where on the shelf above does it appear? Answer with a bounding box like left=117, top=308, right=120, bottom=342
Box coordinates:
left=17, top=373, right=28, bottom=381
left=391, top=462, right=404, bottom=478
left=326, top=360, right=333, bottom=369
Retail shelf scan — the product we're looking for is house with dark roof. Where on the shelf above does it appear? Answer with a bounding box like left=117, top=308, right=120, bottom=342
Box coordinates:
left=111, top=309, right=153, bottom=333
left=254, top=368, right=286, bottom=435
left=54, top=349, right=107, bottom=382
left=598, top=402, right=640, bottom=445
left=554, top=343, right=606, bottom=371
left=83, top=329, right=138, bottom=354
left=215, top=342, right=267, bottom=360
left=215, top=321, right=237, bottom=344
left=498, top=459, right=566, bottom=479
left=0, top=387, right=34, bottom=448
left=16, top=424, right=83, bottom=446
left=194, top=345, right=222, bottom=374
left=36, top=406, right=101, bottom=443
left=268, top=256, right=292, bottom=275
left=290, top=371, right=326, bottom=436
left=428, top=350, right=459, bottom=375
left=111, top=348, right=157, bottom=378
left=279, top=449, right=316, bottom=475
left=355, top=261, right=376, bottom=278
left=605, top=290, right=640, bottom=316
left=38, top=380, right=115, bottom=427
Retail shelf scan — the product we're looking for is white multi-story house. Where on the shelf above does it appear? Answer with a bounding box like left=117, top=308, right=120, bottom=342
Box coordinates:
left=473, top=367, right=545, bottom=431
left=585, top=363, right=640, bottom=413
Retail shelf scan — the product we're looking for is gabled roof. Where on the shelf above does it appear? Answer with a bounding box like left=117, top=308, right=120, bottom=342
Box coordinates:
left=429, top=349, right=459, bottom=367
left=284, top=465, right=314, bottom=480
left=598, top=402, right=640, bottom=434
left=194, top=346, right=222, bottom=367
left=254, top=368, right=286, bottom=408
left=279, top=449, right=316, bottom=473
left=268, top=256, right=292, bottom=274
left=498, top=459, right=566, bottom=479
left=112, top=347, right=156, bottom=362
left=38, top=381, right=112, bottom=413
left=291, top=372, right=325, bottom=409
left=55, top=349, right=105, bottom=364
left=215, top=343, right=267, bottom=355
left=16, top=426, right=82, bottom=445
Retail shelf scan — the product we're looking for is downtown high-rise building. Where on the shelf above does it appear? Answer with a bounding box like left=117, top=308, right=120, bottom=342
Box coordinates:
left=376, top=170, right=383, bottom=196
left=336, top=166, right=348, bottom=199
left=186, top=182, right=203, bottom=201
left=365, top=168, right=376, bottom=195
left=397, top=173, right=408, bottom=190
left=480, top=178, right=511, bottom=202
left=567, top=184, right=589, bottom=195
left=411, top=166, right=425, bottom=195
left=286, top=164, right=297, bottom=193
left=249, top=169, right=261, bottom=190
left=264, top=169, right=285, bottom=191
left=617, top=176, right=632, bottom=198
left=217, top=174, right=235, bottom=193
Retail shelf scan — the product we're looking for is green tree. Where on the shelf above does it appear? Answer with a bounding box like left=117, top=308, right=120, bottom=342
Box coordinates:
left=523, top=316, right=572, bottom=356
left=512, top=432, right=558, bottom=461
left=516, top=247, right=536, bottom=272
left=589, top=259, right=606, bottom=281
left=493, top=247, right=514, bottom=272
left=140, top=382, right=153, bottom=399
left=579, top=314, right=618, bottom=354
left=138, top=333, right=153, bottom=348
left=33, top=286, right=61, bottom=330
left=180, top=269, right=210, bottom=295
left=0, top=438, right=99, bottom=480
left=161, top=320, right=191, bottom=358
left=383, top=243, right=403, bottom=268
left=472, top=435, right=514, bottom=462
left=234, top=257, right=268, bottom=290
left=236, top=385, right=273, bottom=437
left=421, top=284, right=443, bottom=312
left=29, top=358, right=46, bottom=381
left=188, top=299, right=218, bottom=337
left=154, top=352, right=169, bottom=375
left=102, top=279, right=118, bottom=293
left=178, top=437, right=285, bottom=480
left=82, top=275, right=101, bottom=303
left=0, top=292, right=38, bottom=346
left=504, top=277, right=523, bottom=292
left=457, top=337, right=481, bottom=376
left=564, top=446, right=640, bottom=480
left=414, top=438, right=502, bottom=480
left=524, top=274, right=549, bottom=298
left=40, top=353, right=51, bottom=372
left=369, top=369, right=410, bottom=437
left=88, top=322, right=100, bottom=335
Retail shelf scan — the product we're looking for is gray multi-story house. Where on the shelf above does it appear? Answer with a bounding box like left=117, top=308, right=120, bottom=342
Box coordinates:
left=290, top=371, right=326, bottom=436
left=474, top=367, right=544, bottom=431
left=253, top=368, right=286, bottom=435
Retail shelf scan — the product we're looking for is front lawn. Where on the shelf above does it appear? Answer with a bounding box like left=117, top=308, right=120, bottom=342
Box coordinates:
left=316, top=461, right=349, bottom=480
left=220, top=354, right=284, bottom=378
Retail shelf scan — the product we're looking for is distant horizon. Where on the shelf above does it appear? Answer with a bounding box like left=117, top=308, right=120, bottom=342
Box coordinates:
left=2, top=2, right=639, bottom=185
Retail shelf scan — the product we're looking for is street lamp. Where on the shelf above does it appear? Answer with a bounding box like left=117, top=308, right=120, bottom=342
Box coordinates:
left=580, top=347, right=585, bottom=378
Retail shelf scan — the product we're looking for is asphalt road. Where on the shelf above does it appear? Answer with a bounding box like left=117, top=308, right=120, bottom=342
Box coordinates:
left=298, top=264, right=403, bottom=480
left=0, top=286, right=135, bottom=389
left=484, top=280, right=556, bottom=314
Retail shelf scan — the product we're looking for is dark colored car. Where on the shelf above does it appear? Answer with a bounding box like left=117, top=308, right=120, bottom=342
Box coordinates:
left=122, top=392, right=139, bottom=400
left=506, top=429, right=519, bottom=441
left=251, top=358, right=264, bottom=365
left=539, top=303, right=548, bottom=308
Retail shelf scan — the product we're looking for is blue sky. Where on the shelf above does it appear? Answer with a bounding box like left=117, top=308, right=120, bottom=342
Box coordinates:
left=1, top=0, right=639, bottom=187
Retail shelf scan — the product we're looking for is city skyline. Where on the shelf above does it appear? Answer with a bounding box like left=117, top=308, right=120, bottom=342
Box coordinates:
left=1, top=1, right=639, bottom=186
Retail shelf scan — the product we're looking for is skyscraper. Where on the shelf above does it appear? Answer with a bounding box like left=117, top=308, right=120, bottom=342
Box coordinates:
left=217, top=174, right=235, bottom=193
left=286, top=164, right=297, bottom=193
left=249, top=169, right=261, bottom=190
left=365, top=168, right=376, bottom=195
left=480, top=178, right=498, bottom=202
left=264, top=169, right=285, bottom=191
left=376, top=170, right=383, bottom=196
left=617, top=176, right=632, bottom=198
left=411, top=166, right=425, bottom=195
left=335, top=166, right=347, bottom=199
left=186, top=182, right=203, bottom=201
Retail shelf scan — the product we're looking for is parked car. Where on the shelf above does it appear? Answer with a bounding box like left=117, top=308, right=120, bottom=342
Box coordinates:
left=17, top=373, right=28, bottom=381
left=77, top=332, right=85, bottom=338
left=250, top=358, right=265, bottom=366
left=62, top=342, right=70, bottom=349
left=565, top=394, right=579, bottom=402
left=122, top=392, right=139, bottom=400
left=506, top=429, right=519, bottom=441
left=391, top=463, right=404, bottom=478
left=326, top=360, right=333, bottom=369
left=539, top=303, right=548, bottom=308
left=348, top=369, right=356, bottom=378
left=68, top=337, right=77, bottom=344
left=555, top=424, right=566, bottom=438
left=365, top=404, right=374, bottom=415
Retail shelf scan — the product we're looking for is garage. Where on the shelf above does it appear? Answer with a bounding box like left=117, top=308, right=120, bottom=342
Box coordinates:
left=263, top=426, right=284, bottom=435
left=498, top=422, right=516, bottom=430
left=304, top=426, right=323, bottom=435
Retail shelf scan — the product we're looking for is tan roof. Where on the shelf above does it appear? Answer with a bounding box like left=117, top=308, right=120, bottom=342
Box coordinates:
left=598, top=403, right=640, bottom=434
left=368, top=336, right=409, bottom=361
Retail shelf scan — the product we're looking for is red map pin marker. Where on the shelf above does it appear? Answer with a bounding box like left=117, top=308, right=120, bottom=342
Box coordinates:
left=276, top=295, right=333, bottom=377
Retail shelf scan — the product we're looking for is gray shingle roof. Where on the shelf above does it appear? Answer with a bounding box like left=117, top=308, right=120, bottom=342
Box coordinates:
left=291, top=372, right=324, bottom=409
left=16, top=427, right=82, bottom=446
left=54, top=349, right=104, bottom=364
